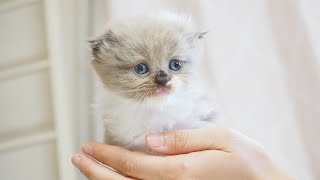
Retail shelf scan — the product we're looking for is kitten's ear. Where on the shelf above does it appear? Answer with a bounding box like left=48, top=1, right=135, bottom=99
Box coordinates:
left=197, top=31, right=208, bottom=39
left=88, top=30, right=118, bottom=56
left=88, top=36, right=104, bottom=57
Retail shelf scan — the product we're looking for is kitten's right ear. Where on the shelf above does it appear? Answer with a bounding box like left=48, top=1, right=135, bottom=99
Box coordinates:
left=88, top=30, right=118, bottom=57
left=88, top=34, right=106, bottom=62
left=88, top=37, right=103, bottom=56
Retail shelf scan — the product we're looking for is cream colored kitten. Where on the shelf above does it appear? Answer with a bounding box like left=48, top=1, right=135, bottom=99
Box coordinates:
left=90, top=12, right=216, bottom=152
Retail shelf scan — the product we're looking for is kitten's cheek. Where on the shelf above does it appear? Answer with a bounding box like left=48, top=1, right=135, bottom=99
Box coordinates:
left=170, top=79, right=182, bottom=92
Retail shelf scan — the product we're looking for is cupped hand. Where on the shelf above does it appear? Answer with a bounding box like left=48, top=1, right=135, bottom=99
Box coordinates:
left=71, top=126, right=294, bottom=180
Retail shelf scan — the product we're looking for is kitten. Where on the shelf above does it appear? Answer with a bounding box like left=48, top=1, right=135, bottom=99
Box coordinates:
left=90, top=12, right=216, bottom=152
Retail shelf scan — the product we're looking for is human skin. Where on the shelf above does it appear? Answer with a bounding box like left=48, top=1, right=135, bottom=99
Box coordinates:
left=71, top=126, right=295, bottom=180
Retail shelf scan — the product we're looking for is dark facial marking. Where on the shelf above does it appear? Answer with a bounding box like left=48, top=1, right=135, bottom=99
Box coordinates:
left=154, top=70, right=171, bottom=86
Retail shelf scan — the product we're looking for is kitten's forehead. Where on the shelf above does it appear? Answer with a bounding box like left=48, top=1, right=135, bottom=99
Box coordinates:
left=107, top=13, right=198, bottom=63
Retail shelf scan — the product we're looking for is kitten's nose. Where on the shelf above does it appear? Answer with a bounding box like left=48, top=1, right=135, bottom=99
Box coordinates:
left=155, top=70, right=171, bottom=86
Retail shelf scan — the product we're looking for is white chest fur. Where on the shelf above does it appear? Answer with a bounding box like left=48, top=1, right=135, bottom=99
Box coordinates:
left=94, top=86, right=215, bottom=151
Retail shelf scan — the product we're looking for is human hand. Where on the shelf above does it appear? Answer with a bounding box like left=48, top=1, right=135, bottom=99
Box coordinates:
left=72, top=126, right=294, bottom=180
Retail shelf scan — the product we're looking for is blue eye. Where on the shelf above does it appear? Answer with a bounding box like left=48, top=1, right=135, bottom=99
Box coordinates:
left=134, top=63, right=149, bottom=74
left=169, top=59, right=182, bottom=71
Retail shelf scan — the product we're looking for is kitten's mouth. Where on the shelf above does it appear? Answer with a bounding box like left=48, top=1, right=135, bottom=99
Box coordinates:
left=155, top=86, right=172, bottom=96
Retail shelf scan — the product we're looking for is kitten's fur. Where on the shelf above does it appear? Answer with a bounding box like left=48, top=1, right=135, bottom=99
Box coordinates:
left=90, top=12, right=216, bottom=152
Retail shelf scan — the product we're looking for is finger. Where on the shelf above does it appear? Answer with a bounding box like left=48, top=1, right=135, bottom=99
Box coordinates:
left=146, top=126, right=236, bottom=155
left=82, top=141, right=169, bottom=179
left=71, top=153, right=134, bottom=180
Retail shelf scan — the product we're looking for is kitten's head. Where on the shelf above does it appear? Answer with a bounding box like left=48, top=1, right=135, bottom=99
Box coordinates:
left=90, top=12, right=207, bottom=101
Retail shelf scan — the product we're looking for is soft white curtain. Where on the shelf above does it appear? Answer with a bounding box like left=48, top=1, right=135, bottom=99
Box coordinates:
left=94, top=0, right=320, bottom=179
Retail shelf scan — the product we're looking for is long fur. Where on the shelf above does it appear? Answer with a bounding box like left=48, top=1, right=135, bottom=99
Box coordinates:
left=90, top=12, right=216, bottom=152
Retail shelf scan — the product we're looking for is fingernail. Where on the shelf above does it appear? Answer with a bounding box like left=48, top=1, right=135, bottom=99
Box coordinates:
left=71, top=154, right=80, bottom=169
left=82, top=144, right=92, bottom=155
left=147, top=132, right=164, bottom=147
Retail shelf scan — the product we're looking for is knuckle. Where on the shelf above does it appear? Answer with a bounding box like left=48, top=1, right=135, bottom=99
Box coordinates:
left=217, top=127, right=235, bottom=147
left=118, top=152, right=134, bottom=175
left=172, top=131, right=189, bottom=151
left=165, top=159, right=193, bottom=180
left=177, top=161, right=195, bottom=180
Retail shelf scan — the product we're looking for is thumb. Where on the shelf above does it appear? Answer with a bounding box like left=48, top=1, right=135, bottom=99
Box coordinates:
left=145, top=126, right=234, bottom=155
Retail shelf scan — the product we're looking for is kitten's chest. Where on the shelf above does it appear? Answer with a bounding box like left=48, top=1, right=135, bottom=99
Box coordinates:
left=99, top=93, right=214, bottom=151
left=106, top=95, right=213, bottom=132
left=113, top=101, right=195, bottom=131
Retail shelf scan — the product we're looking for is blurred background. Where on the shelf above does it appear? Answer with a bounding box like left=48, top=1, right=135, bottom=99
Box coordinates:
left=0, top=0, right=319, bottom=180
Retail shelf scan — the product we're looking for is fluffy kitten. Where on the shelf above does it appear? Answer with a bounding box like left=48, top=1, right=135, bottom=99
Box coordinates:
left=90, top=12, right=216, bottom=152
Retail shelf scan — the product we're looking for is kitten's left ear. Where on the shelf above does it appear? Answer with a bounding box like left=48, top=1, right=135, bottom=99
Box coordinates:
left=186, top=31, right=209, bottom=44
left=197, top=31, right=208, bottom=39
